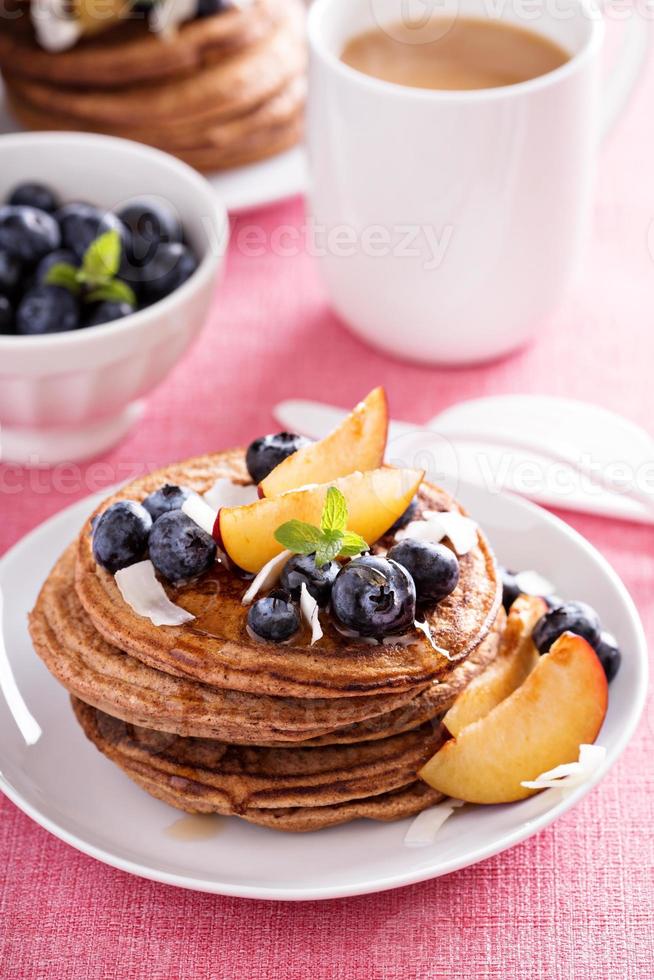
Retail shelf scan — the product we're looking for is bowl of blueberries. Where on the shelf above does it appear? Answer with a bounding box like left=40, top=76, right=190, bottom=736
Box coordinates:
left=0, top=132, right=228, bottom=464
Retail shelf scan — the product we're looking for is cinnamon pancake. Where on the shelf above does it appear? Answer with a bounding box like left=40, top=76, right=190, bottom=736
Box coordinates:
left=74, top=449, right=502, bottom=700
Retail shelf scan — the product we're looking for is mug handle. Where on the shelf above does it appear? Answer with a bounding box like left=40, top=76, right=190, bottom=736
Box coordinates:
left=601, top=11, right=650, bottom=138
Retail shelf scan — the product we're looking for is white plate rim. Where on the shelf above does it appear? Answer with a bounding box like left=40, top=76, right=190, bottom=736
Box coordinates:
left=0, top=483, right=648, bottom=901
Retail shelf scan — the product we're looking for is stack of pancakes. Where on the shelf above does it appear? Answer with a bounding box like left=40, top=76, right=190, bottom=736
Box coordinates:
left=0, top=0, right=305, bottom=171
left=29, top=449, right=504, bottom=832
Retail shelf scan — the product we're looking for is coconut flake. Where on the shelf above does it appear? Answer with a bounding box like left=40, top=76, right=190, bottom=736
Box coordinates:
left=114, top=560, right=195, bottom=627
left=414, top=620, right=453, bottom=659
left=203, top=478, right=259, bottom=511
left=521, top=744, right=606, bottom=792
left=182, top=494, right=218, bottom=536
left=404, top=799, right=465, bottom=847
left=242, top=551, right=291, bottom=605
left=395, top=511, right=478, bottom=555
left=150, top=0, right=198, bottom=37
left=299, top=583, right=323, bottom=645
left=514, top=570, right=557, bottom=598
left=31, top=0, right=81, bottom=51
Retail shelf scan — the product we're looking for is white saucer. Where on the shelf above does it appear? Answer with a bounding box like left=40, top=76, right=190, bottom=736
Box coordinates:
left=0, top=481, right=647, bottom=900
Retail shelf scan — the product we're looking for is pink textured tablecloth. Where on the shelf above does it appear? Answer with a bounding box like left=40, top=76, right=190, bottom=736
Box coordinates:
left=2, top=48, right=654, bottom=980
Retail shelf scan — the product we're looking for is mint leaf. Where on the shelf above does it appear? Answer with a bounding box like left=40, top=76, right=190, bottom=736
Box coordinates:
left=338, top=531, right=369, bottom=557
left=86, top=279, right=136, bottom=307
left=315, top=534, right=344, bottom=568
left=321, top=487, right=348, bottom=534
left=44, top=262, right=81, bottom=295
left=275, top=520, right=324, bottom=555
left=83, top=229, right=121, bottom=281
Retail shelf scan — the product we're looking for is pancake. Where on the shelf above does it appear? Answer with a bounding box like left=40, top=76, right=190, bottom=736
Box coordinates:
left=74, top=449, right=502, bottom=700
left=71, top=696, right=447, bottom=813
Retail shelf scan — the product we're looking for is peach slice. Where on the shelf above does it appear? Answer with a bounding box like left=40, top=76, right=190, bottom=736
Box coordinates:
left=258, top=387, right=388, bottom=497
left=443, top=595, right=547, bottom=737
left=218, top=466, right=423, bottom=573
left=419, top=632, right=608, bottom=804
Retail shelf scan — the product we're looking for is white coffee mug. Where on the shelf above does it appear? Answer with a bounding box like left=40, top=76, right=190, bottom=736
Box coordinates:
left=307, top=0, right=646, bottom=365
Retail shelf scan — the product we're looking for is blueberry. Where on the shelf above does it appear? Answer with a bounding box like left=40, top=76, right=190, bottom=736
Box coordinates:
left=331, top=555, right=416, bottom=638
left=15, top=285, right=79, bottom=335
left=148, top=511, right=216, bottom=583
left=197, top=0, right=230, bottom=15
left=0, top=248, right=22, bottom=296
left=56, top=202, right=130, bottom=263
left=280, top=553, right=339, bottom=607
left=245, top=432, right=311, bottom=483
left=34, top=248, right=78, bottom=285
left=499, top=566, right=522, bottom=612
left=92, top=500, right=152, bottom=573
left=0, top=206, right=61, bottom=264
left=532, top=600, right=602, bottom=655
left=0, top=295, right=13, bottom=333
left=387, top=497, right=419, bottom=536
left=387, top=539, right=459, bottom=604
left=247, top=589, right=300, bottom=643
left=595, top=630, right=622, bottom=682
left=117, top=200, right=182, bottom=268
left=8, top=181, right=59, bottom=213
left=142, top=484, right=192, bottom=522
left=85, top=300, right=134, bottom=327
left=138, top=242, right=198, bottom=305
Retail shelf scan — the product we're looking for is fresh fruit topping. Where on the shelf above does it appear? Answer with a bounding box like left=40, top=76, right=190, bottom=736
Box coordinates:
left=114, top=559, right=195, bottom=627
left=148, top=511, right=216, bottom=584
left=0, top=206, right=61, bottom=264
left=9, top=182, right=59, bottom=214
left=331, top=555, right=416, bottom=639
left=395, top=509, right=478, bottom=555
left=258, top=387, right=388, bottom=497
left=499, top=566, right=521, bottom=612
left=85, top=300, right=134, bottom=327
left=532, top=600, right=601, bottom=654
left=57, top=202, right=129, bottom=263
left=388, top=496, right=418, bottom=535
left=203, top=478, right=259, bottom=510
left=15, top=285, right=79, bottom=335
left=241, top=550, right=292, bottom=605
left=218, top=467, right=423, bottom=574
left=443, top=595, right=546, bottom=737
left=139, top=242, right=198, bottom=305
left=246, top=432, right=311, bottom=484
left=0, top=248, right=22, bottom=295
left=247, top=589, right=300, bottom=643
left=595, top=630, right=622, bottom=682
left=117, top=200, right=182, bottom=268
left=35, top=248, right=78, bottom=285
left=275, top=487, right=368, bottom=569
left=92, top=500, right=153, bottom=573
left=387, top=539, right=459, bottom=604
left=419, top=632, right=608, bottom=804
left=142, top=484, right=192, bottom=522
left=280, top=553, right=339, bottom=606
left=521, top=743, right=606, bottom=791
left=0, top=295, right=13, bottom=333
left=197, top=0, right=231, bottom=16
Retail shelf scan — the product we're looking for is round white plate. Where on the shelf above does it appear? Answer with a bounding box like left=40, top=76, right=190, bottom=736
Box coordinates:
left=0, top=482, right=647, bottom=901
left=0, top=82, right=307, bottom=213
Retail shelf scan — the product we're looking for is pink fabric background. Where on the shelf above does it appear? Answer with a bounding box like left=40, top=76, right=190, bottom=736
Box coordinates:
left=1, top=35, right=654, bottom=980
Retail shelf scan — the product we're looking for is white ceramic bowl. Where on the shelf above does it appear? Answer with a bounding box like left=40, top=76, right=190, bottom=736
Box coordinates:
left=0, top=133, right=228, bottom=464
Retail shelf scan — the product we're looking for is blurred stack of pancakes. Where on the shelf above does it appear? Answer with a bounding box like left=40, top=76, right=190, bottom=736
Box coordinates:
left=29, top=449, right=505, bottom=832
left=0, top=0, right=306, bottom=171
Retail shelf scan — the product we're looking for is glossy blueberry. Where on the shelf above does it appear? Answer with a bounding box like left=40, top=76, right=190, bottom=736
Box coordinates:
left=117, top=200, right=182, bottom=268
left=197, top=0, right=230, bottom=15
left=142, top=484, right=192, bottom=522
left=15, top=285, right=79, bottom=335
left=499, top=566, right=522, bottom=612
left=138, top=242, right=198, bottom=305
left=0, top=206, right=61, bottom=264
left=148, top=511, right=216, bottom=584
left=92, top=500, right=152, bottom=573
left=331, top=555, right=416, bottom=638
left=595, top=630, right=622, bottom=682
left=387, top=497, right=419, bottom=536
left=34, top=248, right=78, bottom=285
left=0, top=295, right=13, bottom=333
left=387, top=539, right=459, bottom=604
left=85, top=300, right=134, bottom=327
left=247, top=589, right=300, bottom=643
left=8, top=181, right=59, bottom=213
left=245, top=432, right=311, bottom=483
left=532, top=600, right=602, bottom=655
left=0, top=248, right=22, bottom=296
left=280, top=553, right=339, bottom=607
left=56, top=203, right=130, bottom=262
